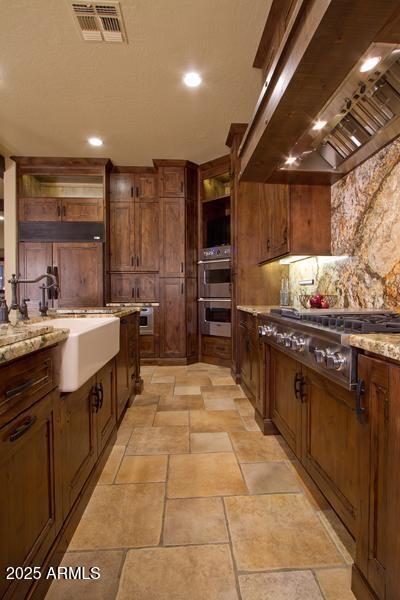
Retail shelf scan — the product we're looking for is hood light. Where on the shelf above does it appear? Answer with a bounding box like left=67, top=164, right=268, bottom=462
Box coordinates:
left=312, top=119, right=327, bottom=131
left=360, top=56, right=381, bottom=73
left=183, top=72, right=202, bottom=87
left=285, top=156, right=298, bottom=165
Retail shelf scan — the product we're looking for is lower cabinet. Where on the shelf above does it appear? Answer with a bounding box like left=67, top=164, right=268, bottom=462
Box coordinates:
left=159, top=278, right=186, bottom=358
left=352, top=354, right=400, bottom=600
left=267, top=346, right=359, bottom=537
left=95, top=360, right=116, bottom=455
left=0, top=353, right=62, bottom=600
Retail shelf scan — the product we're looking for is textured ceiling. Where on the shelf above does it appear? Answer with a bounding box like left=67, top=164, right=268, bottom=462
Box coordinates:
left=0, top=0, right=270, bottom=165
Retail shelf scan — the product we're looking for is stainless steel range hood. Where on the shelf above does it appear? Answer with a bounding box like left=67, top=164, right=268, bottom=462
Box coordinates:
left=282, top=43, right=400, bottom=176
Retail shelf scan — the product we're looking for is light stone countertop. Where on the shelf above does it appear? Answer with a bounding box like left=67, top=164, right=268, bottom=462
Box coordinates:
left=349, top=333, right=400, bottom=363
left=237, top=305, right=279, bottom=316
left=0, top=325, right=69, bottom=365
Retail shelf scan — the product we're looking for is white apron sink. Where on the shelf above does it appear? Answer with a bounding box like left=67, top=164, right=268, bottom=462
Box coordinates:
left=49, top=317, right=120, bottom=392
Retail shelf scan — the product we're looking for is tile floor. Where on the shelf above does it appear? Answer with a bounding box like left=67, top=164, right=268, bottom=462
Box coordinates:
left=46, top=362, right=356, bottom=600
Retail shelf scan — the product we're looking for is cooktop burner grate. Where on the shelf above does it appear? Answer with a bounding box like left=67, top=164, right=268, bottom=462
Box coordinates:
left=271, top=309, right=400, bottom=333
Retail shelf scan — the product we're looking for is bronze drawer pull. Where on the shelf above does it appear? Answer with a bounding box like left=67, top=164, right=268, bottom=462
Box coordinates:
left=9, top=415, right=37, bottom=441
left=5, top=375, right=47, bottom=399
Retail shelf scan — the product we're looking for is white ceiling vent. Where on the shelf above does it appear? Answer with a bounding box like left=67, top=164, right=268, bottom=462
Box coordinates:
left=70, top=2, right=127, bottom=43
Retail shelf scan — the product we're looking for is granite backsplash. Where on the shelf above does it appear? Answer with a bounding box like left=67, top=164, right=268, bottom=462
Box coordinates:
left=289, top=137, right=400, bottom=310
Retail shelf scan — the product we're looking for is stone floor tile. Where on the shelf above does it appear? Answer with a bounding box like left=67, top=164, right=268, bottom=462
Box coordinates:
left=242, top=416, right=261, bottom=431
left=153, top=410, right=189, bottom=427
left=163, top=497, right=229, bottom=545
left=116, top=422, right=135, bottom=445
left=234, top=398, right=255, bottom=416
left=132, top=394, right=160, bottom=407
left=168, top=452, right=247, bottom=497
left=241, top=461, right=301, bottom=494
left=190, top=432, right=233, bottom=453
left=315, top=567, right=356, bottom=599
left=151, top=375, right=175, bottom=384
left=122, top=405, right=156, bottom=427
left=174, top=373, right=212, bottom=386
left=45, top=550, right=124, bottom=600
left=230, top=431, right=291, bottom=462
left=209, top=375, right=237, bottom=386
left=157, top=394, right=204, bottom=411
left=317, top=509, right=356, bottom=563
left=239, top=570, right=323, bottom=600
left=174, top=385, right=201, bottom=396
left=97, top=445, right=125, bottom=485
left=116, top=545, right=238, bottom=600
left=190, top=409, right=245, bottom=432
left=203, top=396, right=237, bottom=411
left=115, top=455, right=168, bottom=483
left=224, top=493, right=344, bottom=571
left=201, top=385, right=246, bottom=399
left=142, top=383, right=174, bottom=400
left=69, top=483, right=164, bottom=550
left=126, top=426, right=189, bottom=454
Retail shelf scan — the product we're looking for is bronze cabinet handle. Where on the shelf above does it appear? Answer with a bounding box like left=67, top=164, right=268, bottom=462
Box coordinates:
left=92, top=385, right=101, bottom=412
left=294, top=373, right=301, bottom=400
left=5, top=375, right=47, bottom=399
left=9, top=415, right=37, bottom=442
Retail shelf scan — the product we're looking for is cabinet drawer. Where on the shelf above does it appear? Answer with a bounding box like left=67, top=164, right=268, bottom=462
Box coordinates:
left=202, top=335, right=231, bottom=360
left=0, top=348, right=58, bottom=423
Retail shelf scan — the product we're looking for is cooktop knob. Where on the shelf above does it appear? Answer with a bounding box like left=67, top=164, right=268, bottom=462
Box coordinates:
left=314, top=348, right=326, bottom=364
left=291, top=335, right=305, bottom=351
left=276, top=332, right=285, bottom=345
left=326, top=352, right=346, bottom=370
left=284, top=334, right=293, bottom=347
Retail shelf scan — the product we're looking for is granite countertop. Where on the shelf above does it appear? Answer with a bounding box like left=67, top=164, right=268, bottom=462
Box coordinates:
left=0, top=323, right=69, bottom=365
left=349, top=333, right=400, bottom=363
left=237, top=305, right=279, bottom=316
left=106, top=302, right=160, bottom=308
left=47, top=307, right=140, bottom=318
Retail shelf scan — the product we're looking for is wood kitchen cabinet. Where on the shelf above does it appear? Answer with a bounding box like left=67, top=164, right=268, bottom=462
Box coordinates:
left=259, top=184, right=331, bottom=263
left=352, top=354, right=400, bottom=600
left=239, top=312, right=259, bottom=403
left=96, top=360, right=116, bottom=454
left=20, top=197, right=104, bottom=222
left=0, top=348, right=62, bottom=600
left=110, top=172, right=159, bottom=273
left=110, top=273, right=158, bottom=303
left=159, top=278, right=186, bottom=358
left=158, top=166, right=185, bottom=197
left=160, top=197, right=186, bottom=277
left=19, top=241, right=104, bottom=308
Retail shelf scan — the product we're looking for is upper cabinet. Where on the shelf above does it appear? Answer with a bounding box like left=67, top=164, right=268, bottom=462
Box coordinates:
left=239, top=0, right=400, bottom=184
left=258, top=183, right=331, bottom=264
left=109, top=172, right=159, bottom=273
left=158, top=166, right=185, bottom=197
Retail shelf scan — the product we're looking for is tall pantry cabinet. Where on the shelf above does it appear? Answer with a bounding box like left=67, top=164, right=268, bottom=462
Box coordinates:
left=109, top=161, right=198, bottom=363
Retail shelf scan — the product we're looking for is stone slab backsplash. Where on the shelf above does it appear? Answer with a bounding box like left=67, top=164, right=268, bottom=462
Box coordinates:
left=289, top=137, right=400, bottom=310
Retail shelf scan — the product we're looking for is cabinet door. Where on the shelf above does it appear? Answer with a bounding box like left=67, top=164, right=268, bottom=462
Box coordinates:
left=0, top=390, right=61, bottom=599
left=259, top=184, right=289, bottom=261
left=20, top=197, right=61, bottom=221
left=135, top=200, right=160, bottom=272
left=110, top=173, right=134, bottom=202
left=249, top=331, right=260, bottom=402
left=159, top=166, right=185, bottom=197
left=54, top=242, right=103, bottom=307
left=61, top=378, right=97, bottom=517
left=61, top=198, right=104, bottom=222
left=160, top=197, right=185, bottom=277
left=19, top=242, right=54, bottom=308
left=115, top=319, right=130, bottom=420
left=136, top=173, right=157, bottom=200
left=96, top=360, right=117, bottom=454
left=136, top=274, right=159, bottom=302
left=110, top=201, right=135, bottom=271
left=160, top=278, right=185, bottom=358
left=269, top=348, right=302, bottom=455
left=356, top=355, right=388, bottom=598
left=301, top=367, right=358, bottom=536
left=110, top=273, right=136, bottom=302
left=239, top=325, right=251, bottom=393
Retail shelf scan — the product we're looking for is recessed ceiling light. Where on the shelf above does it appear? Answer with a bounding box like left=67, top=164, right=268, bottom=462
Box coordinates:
left=312, top=119, right=327, bottom=131
left=183, top=72, right=202, bottom=87
left=88, top=137, right=103, bottom=147
left=285, top=156, right=298, bottom=165
left=359, top=56, right=381, bottom=73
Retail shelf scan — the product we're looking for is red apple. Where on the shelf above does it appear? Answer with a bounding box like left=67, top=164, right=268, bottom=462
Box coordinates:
left=309, top=295, right=322, bottom=308
left=321, top=300, right=330, bottom=309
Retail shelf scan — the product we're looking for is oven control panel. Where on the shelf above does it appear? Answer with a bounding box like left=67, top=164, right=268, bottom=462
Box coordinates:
left=200, top=246, right=231, bottom=261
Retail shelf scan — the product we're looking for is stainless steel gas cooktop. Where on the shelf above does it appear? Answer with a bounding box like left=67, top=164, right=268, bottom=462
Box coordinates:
left=259, top=308, right=400, bottom=389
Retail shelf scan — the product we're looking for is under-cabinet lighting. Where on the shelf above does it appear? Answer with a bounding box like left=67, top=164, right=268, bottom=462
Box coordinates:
left=183, top=72, right=202, bottom=87
left=279, top=255, right=311, bottom=264
left=312, top=119, right=327, bottom=131
left=350, top=135, right=362, bottom=147
left=88, top=137, right=103, bottom=147
left=359, top=56, right=381, bottom=73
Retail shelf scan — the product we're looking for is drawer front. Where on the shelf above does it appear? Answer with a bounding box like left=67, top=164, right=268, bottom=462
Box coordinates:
left=202, top=335, right=231, bottom=360
left=0, top=348, right=58, bottom=423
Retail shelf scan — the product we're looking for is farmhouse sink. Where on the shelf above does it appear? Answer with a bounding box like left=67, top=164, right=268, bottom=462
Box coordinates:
left=47, top=317, right=120, bottom=392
